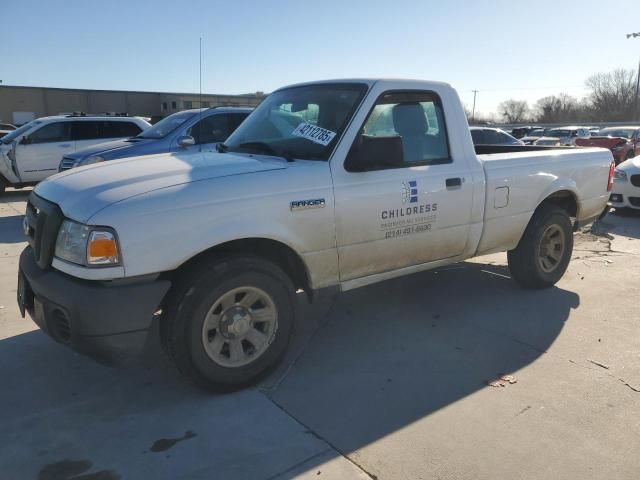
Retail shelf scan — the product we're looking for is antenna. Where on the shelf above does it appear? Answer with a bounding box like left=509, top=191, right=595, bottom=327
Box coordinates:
left=199, top=36, right=203, bottom=153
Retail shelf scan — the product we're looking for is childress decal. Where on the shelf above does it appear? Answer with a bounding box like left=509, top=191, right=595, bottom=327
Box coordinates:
left=291, top=123, right=337, bottom=146
left=379, top=179, right=439, bottom=240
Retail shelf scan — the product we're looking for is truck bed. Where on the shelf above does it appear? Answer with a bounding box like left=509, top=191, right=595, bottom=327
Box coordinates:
left=474, top=147, right=612, bottom=257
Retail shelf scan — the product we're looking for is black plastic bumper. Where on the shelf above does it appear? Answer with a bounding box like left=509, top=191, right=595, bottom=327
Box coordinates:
left=18, top=247, right=171, bottom=366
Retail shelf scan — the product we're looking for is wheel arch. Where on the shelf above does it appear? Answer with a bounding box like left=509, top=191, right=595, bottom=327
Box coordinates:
left=535, top=189, right=579, bottom=220
left=162, top=237, right=314, bottom=301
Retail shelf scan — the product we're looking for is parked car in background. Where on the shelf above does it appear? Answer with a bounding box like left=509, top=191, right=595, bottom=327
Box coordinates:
left=0, top=114, right=150, bottom=194
left=510, top=126, right=536, bottom=139
left=470, top=127, right=524, bottom=145
left=520, top=127, right=551, bottom=145
left=576, top=126, right=640, bottom=165
left=535, top=126, right=591, bottom=146
left=609, top=156, right=640, bottom=210
left=0, top=123, right=16, bottom=137
left=59, top=107, right=252, bottom=171
left=588, top=126, right=601, bottom=136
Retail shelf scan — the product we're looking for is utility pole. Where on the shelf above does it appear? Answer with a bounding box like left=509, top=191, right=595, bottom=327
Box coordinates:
left=627, top=32, right=640, bottom=121
left=471, top=90, right=478, bottom=123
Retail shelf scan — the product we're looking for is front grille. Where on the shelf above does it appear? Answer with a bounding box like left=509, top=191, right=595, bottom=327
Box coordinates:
left=25, top=192, right=64, bottom=269
left=59, top=157, right=76, bottom=171
left=629, top=197, right=640, bottom=207
left=631, top=175, right=640, bottom=188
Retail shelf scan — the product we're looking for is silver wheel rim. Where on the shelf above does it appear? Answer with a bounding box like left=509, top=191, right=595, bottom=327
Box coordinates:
left=538, top=224, right=566, bottom=273
left=201, top=286, right=278, bottom=368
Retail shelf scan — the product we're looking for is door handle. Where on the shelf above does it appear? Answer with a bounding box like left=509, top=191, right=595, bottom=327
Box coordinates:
left=446, top=177, right=462, bottom=188
left=59, top=144, right=71, bottom=148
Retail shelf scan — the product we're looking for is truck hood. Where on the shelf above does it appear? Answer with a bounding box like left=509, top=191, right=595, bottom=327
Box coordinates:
left=575, top=136, right=627, bottom=149
left=34, top=151, right=287, bottom=222
left=63, top=137, right=154, bottom=161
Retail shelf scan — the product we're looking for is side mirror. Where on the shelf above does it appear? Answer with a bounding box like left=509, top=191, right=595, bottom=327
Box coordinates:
left=177, top=135, right=195, bottom=148
left=19, top=136, right=31, bottom=145
left=345, top=134, right=404, bottom=172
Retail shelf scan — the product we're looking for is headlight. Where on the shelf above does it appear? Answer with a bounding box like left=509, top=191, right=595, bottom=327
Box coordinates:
left=54, top=220, right=120, bottom=266
left=613, top=169, right=627, bottom=181
left=77, top=155, right=105, bottom=166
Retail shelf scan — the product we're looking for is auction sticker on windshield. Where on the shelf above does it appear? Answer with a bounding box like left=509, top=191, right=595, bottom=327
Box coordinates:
left=292, top=123, right=336, bottom=146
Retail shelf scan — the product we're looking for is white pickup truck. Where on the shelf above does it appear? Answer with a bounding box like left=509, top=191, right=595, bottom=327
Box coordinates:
left=18, top=79, right=614, bottom=390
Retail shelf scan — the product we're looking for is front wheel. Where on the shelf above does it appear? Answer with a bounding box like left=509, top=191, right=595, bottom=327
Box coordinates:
left=507, top=205, right=573, bottom=289
left=162, top=256, right=295, bottom=391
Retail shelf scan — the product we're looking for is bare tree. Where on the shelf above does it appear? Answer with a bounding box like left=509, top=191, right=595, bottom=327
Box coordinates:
left=585, top=69, right=638, bottom=121
left=498, top=99, right=529, bottom=123
left=535, top=94, right=585, bottom=123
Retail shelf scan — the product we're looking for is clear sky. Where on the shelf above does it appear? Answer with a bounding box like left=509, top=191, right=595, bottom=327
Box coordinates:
left=3, top=0, right=640, bottom=116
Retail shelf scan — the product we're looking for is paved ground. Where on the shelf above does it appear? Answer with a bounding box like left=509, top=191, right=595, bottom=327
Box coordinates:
left=1, top=188, right=639, bottom=480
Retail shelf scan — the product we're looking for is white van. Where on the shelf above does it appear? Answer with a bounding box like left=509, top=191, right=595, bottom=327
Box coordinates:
left=0, top=114, right=150, bottom=193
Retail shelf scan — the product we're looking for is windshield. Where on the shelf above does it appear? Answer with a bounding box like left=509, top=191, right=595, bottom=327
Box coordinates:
left=547, top=129, right=571, bottom=138
left=136, top=110, right=196, bottom=139
left=1, top=120, right=41, bottom=144
left=598, top=128, right=636, bottom=139
left=224, top=83, right=368, bottom=161
left=529, top=129, right=545, bottom=136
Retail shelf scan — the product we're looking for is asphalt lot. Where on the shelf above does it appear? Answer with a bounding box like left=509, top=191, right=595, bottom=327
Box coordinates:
left=1, top=189, right=639, bottom=480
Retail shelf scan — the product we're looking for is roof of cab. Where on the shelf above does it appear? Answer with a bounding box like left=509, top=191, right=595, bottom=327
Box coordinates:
left=274, top=78, right=453, bottom=92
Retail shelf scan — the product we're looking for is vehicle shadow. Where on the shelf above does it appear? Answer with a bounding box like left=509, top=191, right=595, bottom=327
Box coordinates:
left=0, top=215, right=26, bottom=243
left=1, top=189, right=31, bottom=201
left=269, top=261, right=579, bottom=473
left=0, top=261, right=578, bottom=479
left=593, top=208, right=640, bottom=240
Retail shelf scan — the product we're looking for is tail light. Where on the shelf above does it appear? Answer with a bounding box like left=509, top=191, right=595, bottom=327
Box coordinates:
left=607, top=161, right=615, bottom=192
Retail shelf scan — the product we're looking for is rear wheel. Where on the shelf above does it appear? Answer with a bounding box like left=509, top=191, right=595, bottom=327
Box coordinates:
left=507, top=205, right=573, bottom=289
left=162, top=256, right=295, bottom=391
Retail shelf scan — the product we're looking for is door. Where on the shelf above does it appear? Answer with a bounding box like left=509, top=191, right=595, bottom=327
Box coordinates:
left=16, top=121, right=74, bottom=182
left=331, top=90, right=474, bottom=283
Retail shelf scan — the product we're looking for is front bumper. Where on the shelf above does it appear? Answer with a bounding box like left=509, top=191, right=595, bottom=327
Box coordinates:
left=609, top=178, right=640, bottom=210
left=18, top=247, right=171, bottom=366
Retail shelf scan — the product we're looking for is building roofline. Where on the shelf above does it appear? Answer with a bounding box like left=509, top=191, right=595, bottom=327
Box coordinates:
left=0, top=84, right=265, bottom=98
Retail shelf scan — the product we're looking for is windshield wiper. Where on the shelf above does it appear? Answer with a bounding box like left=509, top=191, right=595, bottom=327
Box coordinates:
left=234, top=141, right=295, bottom=162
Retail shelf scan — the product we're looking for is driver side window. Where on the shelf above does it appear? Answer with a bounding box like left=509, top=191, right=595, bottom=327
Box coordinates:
left=349, top=91, right=451, bottom=171
left=187, top=115, right=229, bottom=145
left=30, top=122, right=72, bottom=144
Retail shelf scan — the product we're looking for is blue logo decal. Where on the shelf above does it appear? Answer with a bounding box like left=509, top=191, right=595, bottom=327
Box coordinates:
left=402, top=180, right=418, bottom=204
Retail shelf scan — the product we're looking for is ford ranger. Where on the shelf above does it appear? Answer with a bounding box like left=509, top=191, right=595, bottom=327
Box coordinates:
left=17, top=79, right=614, bottom=390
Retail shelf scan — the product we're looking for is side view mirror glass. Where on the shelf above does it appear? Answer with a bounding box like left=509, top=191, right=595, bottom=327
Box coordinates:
left=345, top=134, right=405, bottom=172
left=177, top=135, right=195, bottom=148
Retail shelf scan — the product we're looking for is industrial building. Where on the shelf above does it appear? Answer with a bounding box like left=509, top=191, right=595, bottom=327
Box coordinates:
left=0, top=85, right=266, bottom=125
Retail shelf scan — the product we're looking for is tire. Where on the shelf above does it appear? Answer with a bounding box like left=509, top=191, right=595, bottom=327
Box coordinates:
left=507, top=204, right=573, bottom=289
left=0, top=176, right=6, bottom=196
left=161, top=256, right=296, bottom=391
